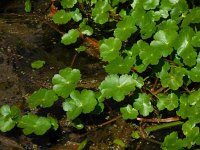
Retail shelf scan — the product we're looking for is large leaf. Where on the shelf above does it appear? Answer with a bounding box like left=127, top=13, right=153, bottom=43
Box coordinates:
left=27, top=89, right=58, bottom=109
left=99, top=74, right=137, bottom=101
left=100, top=37, right=122, bottom=62
left=52, top=68, right=81, bottom=98
left=133, top=93, right=153, bottom=116
left=182, top=7, right=200, bottom=27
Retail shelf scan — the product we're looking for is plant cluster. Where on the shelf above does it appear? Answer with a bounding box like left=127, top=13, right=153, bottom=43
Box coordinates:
left=5, top=0, right=200, bottom=149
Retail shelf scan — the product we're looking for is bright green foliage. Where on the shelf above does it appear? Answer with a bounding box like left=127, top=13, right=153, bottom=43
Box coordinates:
left=25, top=0, right=31, bottom=12
left=75, top=46, right=86, bottom=53
left=61, top=29, right=80, bottom=45
left=52, top=10, right=71, bottom=24
left=176, top=94, right=190, bottom=119
left=113, top=139, right=125, bottom=148
left=18, top=114, right=56, bottom=135
left=71, top=8, right=82, bottom=22
left=63, top=90, right=97, bottom=120
left=188, top=88, right=200, bottom=106
left=151, top=29, right=178, bottom=57
left=157, top=62, right=186, bottom=90
left=157, top=19, right=179, bottom=31
left=157, top=93, right=179, bottom=111
left=120, top=104, right=138, bottom=120
left=174, top=27, right=197, bottom=67
left=191, top=32, right=200, bottom=47
left=143, top=0, right=159, bottom=10
left=27, top=89, right=58, bottom=109
left=48, top=116, right=59, bottom=130
left=31, top=60, right=45, bottom=69
left=188, top=65, right=200, bottom=82
left=52, top=68, right=81, bottom=98
left=99, top=74, right=137, bottom=101
left=114, top=16, right=137, bottom=41
left=100, top=37, right=122, bottom=62
left=105, top=56, right=134, bottom=74
left=133, top=93, right=153, bottom=116
left=182, top=7, right=200, bottom=27
left=92, top=0, right=111, bottom=24
left=61, top=0, right=77, bottom=8
left=138, top=40, right=162, bottom=65
left=170, top=0, right=188, bottom=20
left=0, top=105, right=20, bottom=132
left=79, top=19, right=93, bottom=36
left=161, top=132, right=183, bottom=150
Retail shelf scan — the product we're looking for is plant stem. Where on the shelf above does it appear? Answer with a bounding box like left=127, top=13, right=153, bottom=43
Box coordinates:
left=144, top=121, right=183, bottom=133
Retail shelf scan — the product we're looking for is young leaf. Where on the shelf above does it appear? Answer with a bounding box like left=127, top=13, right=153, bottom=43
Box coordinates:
left=161, top=132, right=183, bottom=150
left=61, top=0, right=77, bottom=8
left=99, top=74, right=137, bottom=101
left=92, top=0, right=111, bottom=24
left=157, top=93, right=179, bottom=111
left=52, top=68, right=81, bottom=98
left=120, top=104, right=138, bottom=120
left=188, top=65, right=200, bottom=82
left=176, top=94, right=190, bottom=119
left=0, top=105, right=20, bottom=132
left=25, top=0, right=31, bottom=13
left=27, top=89, right=58, bottom=109
left=63, top=90, right=97, bottom=120
left=133, top=93, right=153, bottom=116
left=31, top=60, right=45, bottom=69
left=143, top=0, right=159, bottom=10
left=52, top=10, right=71, bottom=24
left=71, top=8, right=82, bottom=22
left=18, top=114, right=51, bottom=135
left=100, top=37, right=122, bottom=62
left=61, top=29, right=80, bottom=45
left=48, top=116, right=59, bottom=131
left=114, top=16, right=137, bottom=41
left=79, top=19, right=93, bottom=36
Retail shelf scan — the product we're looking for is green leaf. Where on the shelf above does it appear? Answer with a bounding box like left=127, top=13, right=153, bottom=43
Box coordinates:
left=170, top=0, right=188, bottom=20
left=157, top=93, right=179, bottom=111
left=133, top=93, right=153, bottom=116
left=52, top=10, right=71, bottom=24
left=138, top=40, right=162, bottom=65
left=99, top=74, right=137, bottom=102
left=188, top=88, right=200, bottom=106
left=188, top=65, right=200, bottom=82
left=61, top=0, right=77, bottom=8
left=61, top=29, right=80, bottom=45
left=48, top=116, right=59, bottom=130
left=25, top=0, right=31, bottom=13
left=78, top=139, right=88, bottom=150
left=151, top=29, right=178, bottom=57
left=75, top=46, right=86, bottom=53
left=120, top=104, right=138, bottom=120
left=161, top=132, right=183, bottom=150
left=71, top=8, right=82, bottom=22
left=176, top=94, right=190, bottom=119
left=92, top=0, right=111, bottom=24
left=27, top=89, right=58, bottom=109
left=174, top=27, right=197, bottom=67
left=0, top=105, right=20, bottom=132
left=113, top=139, right=125, bottom=148
left=191, top=31, right=200, bottom=47
left=182, top=7, right=200, bottom=27
left=157, top=19, right=179, bottom=31
left=143, top=0, right=159, bottom=10
left=105, top=56, right=135, bottom=74
left=63, top=90, right=97, bottom=120
left=31, top=60, right=45, bottom=69
left=114, top=16, right=137, bottom=41
left=100, top=37, right=122, bottom=62
left=79, top=19, right=93, bottom=36
left=157, top=62, right=186, bottom=90
left=52, top=68, right=81, bottom=98
left=18, top=114, right=51, bottom=135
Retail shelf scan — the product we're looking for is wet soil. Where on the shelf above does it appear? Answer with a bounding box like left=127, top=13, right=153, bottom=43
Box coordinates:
left=0, top=1, right=165, bottom=150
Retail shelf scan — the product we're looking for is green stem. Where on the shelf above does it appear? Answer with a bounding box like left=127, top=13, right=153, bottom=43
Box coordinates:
left=144, top=121, right=183, bottom=133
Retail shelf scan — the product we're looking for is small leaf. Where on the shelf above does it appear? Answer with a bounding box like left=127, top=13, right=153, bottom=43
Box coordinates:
left=143, top=0, right=159, bottom=10
left=61, top=0, right=77, bottom=8
left=176, top=94, right=190, bottom=119
left=71, top=8, right=82, bottom=22
left=48, top=117, right=59, bottom=130
left=157, top=93, right=179, bottom=111
left=191, top=31, right=200, bottom=47
left=75, top=46, right=86, bottom=53
left=31, top=60, right=45, bottom=69
left=27, top=89, right=58, bottom=109
left=113, top=139, right=125, bottom=148
left=25, top=0, right=31, bottom=12
left=133, top=93, right=153, bottom=116
left=99, top=74, right=137, bottom=101
left=52, top=10, right=71, bottom=24
left=79, top=19, right=93, bottom=36
left=161, top=132, right=183, bottom=150
left=120, top=104, right=138, bottom=120
left=18, top=114, right=51, bottom=135
left=182, top=7, right=200, bottom=27
left=100, top=37, right=122, bottom=62
left=52, top=68, right=81, bottom=98
left=61, top=29, right=80, bottom=45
